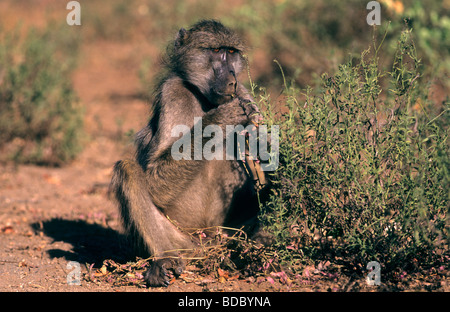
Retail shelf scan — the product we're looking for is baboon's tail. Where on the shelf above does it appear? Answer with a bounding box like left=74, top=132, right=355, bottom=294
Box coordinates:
left=110, top=160, right=193, bottom=257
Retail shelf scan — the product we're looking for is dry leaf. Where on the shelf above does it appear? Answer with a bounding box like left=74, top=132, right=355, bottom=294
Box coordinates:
left=42, top=174, right=61, bottom=186
left=1, top=226, right=14, bottom=234
left=217, top=268, right=229, bottom=278
left=266, top=276, right=275, bottom=284
left=228, top=274, right=240, bottom=281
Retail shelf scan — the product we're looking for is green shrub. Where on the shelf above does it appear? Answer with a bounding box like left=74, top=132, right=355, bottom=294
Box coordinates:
left=0, top=24, right=84, bottom=165
left=258, top=28, right=449, bottom=275
left=231, top=0, right=450, bottom=92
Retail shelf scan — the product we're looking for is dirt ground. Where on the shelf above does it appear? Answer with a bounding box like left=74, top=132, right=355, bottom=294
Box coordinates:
left=0, top=1, right=448, bottom=293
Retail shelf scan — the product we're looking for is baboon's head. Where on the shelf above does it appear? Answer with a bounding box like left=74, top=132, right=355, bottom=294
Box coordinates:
left=168, top=20, right=247, bottom=105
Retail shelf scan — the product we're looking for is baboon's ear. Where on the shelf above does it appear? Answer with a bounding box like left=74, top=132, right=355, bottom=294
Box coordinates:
left=175, top=28, right=187, bottom=48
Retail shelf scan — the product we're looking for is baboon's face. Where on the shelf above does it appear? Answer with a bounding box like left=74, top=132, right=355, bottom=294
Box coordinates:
left=179, top=44, right=245, bottom=106
left=171, top=21, right=246, bottom=106
left=207, top=47, right=241, bottom=103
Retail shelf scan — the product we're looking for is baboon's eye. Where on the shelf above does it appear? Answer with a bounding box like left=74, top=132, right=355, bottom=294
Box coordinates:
left=213, top=48, right=220, bottom=53
left=228, top=49, right=236, bottom=54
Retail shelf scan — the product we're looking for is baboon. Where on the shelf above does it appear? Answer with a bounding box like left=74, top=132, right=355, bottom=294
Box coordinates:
left=110, top=20, right=266, bottom=287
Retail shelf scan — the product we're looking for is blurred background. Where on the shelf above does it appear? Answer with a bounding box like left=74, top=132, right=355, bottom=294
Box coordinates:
left=0, top=0, right=448, bottom=165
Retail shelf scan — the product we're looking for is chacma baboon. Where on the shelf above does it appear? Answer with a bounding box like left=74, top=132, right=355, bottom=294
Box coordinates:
left=110, top=20, right=267, bottom=287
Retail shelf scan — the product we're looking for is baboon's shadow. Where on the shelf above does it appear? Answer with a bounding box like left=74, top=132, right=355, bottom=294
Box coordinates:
left=31, top=219, right=133, bottom=265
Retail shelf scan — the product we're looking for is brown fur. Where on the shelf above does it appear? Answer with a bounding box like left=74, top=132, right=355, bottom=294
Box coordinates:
left=109, top=20, right=264, bottom=287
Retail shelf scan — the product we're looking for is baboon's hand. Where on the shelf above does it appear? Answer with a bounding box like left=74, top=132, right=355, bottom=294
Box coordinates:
left=238, top=97, right=263, bottom=126
left=216, top=97, right=262, bottom=126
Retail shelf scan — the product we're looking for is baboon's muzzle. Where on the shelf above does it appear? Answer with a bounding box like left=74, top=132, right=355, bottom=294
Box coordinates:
left=212, top=52, right=238, bottom=98
left=213, top=70, right=237, bottom=97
